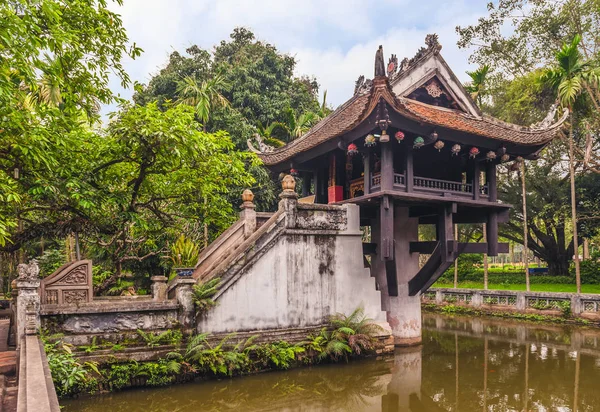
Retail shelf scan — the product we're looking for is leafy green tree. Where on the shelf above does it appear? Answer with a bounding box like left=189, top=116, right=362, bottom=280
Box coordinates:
left=177, top=73, right=230, bottom=131
left=540, top=35, right=600, bottom=291
left=465, top=65, right=491, bottom=106
left=0, top=0, right=141, bottom=247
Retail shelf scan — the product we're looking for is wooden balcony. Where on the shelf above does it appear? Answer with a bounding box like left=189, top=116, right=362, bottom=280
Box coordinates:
left=352, top=173, right=490, bottom=201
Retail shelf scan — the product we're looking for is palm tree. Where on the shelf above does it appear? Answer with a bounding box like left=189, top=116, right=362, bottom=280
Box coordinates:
left=540, top=35, right=599, bottom=293
left=465, top=65, right=490, bottom=106
left=177, top=73, right=230, bottom=131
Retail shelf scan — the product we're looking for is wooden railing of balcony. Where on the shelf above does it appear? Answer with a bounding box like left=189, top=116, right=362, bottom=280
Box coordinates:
left=365, top=172, right=489, bottom=200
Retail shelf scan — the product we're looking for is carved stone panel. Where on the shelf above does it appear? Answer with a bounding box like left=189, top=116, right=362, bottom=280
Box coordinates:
left=41, top=260, right=93, bottom=305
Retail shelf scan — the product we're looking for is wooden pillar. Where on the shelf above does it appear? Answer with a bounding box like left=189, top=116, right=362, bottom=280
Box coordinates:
left=486, top=212, right=499, bottom=256
left=438, top=203, right=455, bottom=263
left=301, top=173, right=311, bottom=197
left=381, top=141, right=394, bottom=191
left=486, top=162, right=497, bottom=202
left=473, top=160, right=480, bottom=200
left=363, top=150, right=371, bottom=195
left=380, top=195, right=397, bottom=296
left=314, top=167, right=326, bottom=204
left=405, top=143, right=414, bottom=192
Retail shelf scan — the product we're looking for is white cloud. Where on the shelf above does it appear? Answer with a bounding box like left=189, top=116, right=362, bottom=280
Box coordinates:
left=106, top=0, right=486, bottom=111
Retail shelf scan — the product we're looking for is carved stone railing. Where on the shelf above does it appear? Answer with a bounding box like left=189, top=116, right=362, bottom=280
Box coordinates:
left=427, top=288, right=600, bottom=319
left=40, top=260, right=93, bottom=305
left=393, top=173, right=405, bottom=187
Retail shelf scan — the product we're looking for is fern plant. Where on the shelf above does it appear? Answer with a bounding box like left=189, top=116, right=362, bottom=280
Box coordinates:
left=78, top=337, right=100, bottom=354
left=192, top=277, right=220, bottom=313
left=137, top=329, right=183, bottom=347
left=166, top=234, right=201, bottom=267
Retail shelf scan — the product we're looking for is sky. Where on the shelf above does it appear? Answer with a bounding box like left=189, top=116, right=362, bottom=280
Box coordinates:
left=106, top=0, right=491, bottom=113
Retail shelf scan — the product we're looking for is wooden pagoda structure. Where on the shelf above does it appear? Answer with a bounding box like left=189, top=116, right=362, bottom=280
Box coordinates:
left=252, top=34, right=566, bottom=344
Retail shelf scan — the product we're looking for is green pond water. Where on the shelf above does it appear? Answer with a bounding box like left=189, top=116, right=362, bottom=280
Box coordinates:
left=62, top=313, right=600, bottom=411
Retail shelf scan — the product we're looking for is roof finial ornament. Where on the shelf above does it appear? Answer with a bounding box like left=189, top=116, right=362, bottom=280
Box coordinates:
left=374, top=45, right=386, bottom=77
left=425, top=33, right=441, bottom=53
left=387, top=54, right=398, bottom=77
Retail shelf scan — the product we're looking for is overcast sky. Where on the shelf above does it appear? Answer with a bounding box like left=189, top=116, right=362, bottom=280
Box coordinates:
left=107, top=0, right=489, bottom=113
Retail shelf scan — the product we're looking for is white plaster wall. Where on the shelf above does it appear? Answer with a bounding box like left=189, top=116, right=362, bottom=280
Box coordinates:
left=198, top=230, right=387, bottom=334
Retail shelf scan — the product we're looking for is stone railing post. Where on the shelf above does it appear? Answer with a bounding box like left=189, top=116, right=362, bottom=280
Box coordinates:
left=435, top=289, right=443, bottom=305
left=279, top=175, right=298, bottom=229
left=15, top=261, right=41, bottom=348
left=571, top=294, right=581, bottom=316
left=471, top=290, right=482, bottom=308
left=151, top=275, right=168, bottom=302
left=174, top=278, right=196, bottom=328
left=516, top=292, right=527, bottom=311
left=240, top=189, right=257, bottom=237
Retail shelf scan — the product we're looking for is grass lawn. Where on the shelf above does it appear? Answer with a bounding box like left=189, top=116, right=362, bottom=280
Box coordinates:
left=434, top=282, right=600, bottom=294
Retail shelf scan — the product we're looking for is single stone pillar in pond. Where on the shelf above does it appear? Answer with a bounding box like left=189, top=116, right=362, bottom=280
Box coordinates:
left=387, top=206, right=421, bottom=346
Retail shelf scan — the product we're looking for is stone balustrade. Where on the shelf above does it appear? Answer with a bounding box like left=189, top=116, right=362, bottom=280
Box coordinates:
left=423, top=287, right=600, bottom=319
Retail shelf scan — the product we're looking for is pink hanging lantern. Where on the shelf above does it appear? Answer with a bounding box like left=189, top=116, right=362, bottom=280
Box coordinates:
left=290, top=168, right=299, bottom=177
left=486, top=151, right=497, bottom=161
left=434, top=140, right=445, bottom=152
left=395, top=131, right=405, bottom=141
left=347, top=143, right=359, bottom=156
left=501, top=154, right=510, bottom=163
left=469, top=147, right=480, bottom=158
left=451, top=144, right=461, bottom=155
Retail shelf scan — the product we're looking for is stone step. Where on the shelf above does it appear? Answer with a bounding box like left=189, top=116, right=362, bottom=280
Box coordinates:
left=0, top=353, right=16, bottom=375
left=0, top=375, right=18, bottom=412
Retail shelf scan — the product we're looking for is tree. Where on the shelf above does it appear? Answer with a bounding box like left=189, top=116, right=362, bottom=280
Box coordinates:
left=540, top=35, right=599, bottom=292
left=465, top=65, right=491, bottom=106
left=0, top=0, right=141, bottom=247
left=90, top=103, right=257, bottom=291
left=177, top=73, right=230, bottom=131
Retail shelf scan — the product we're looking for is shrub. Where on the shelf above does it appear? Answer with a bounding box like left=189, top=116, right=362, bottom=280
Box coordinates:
left=571, top=260, right=600, bottom=284
left=192, top=277, right=220, bottom=313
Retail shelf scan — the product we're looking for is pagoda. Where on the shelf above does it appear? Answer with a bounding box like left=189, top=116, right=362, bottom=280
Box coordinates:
left=251, top=34, right=566, bottom=345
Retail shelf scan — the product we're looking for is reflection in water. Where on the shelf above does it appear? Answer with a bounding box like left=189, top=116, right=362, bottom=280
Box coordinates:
left=63, top=314, right=600, bottom=411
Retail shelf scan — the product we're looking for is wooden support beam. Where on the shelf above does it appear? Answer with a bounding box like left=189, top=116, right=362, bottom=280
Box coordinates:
left=487, top=211, right=499, bottom=256
left=486, top=161, right=497, bottom=202
left=380, top=195, right=394, bottom=261
left=380, top=141, right=393, bottom=191
left=363, top=150, right=371, bottom=195
left=301, top=173, right=311, bottom=197
left=362, top=242, right=377, bottom=255
left=410, top=241, right=509, bottom=254
left=385, top=260, right=398, bottom=297
left=419, top=208, right=509, bottom=225
left=405, top=143, right=414, bottom=192
left=437, top=203, right=455, bottom=263
left=473, top=160, right=480, bottom=200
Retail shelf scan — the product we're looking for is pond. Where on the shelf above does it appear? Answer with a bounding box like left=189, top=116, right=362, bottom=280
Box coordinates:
left=63, top=313, right=600, bottom=411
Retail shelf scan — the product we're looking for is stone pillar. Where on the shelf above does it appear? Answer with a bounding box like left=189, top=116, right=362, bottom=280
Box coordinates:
left=151, top=276, right=168, bottom=302
left=15, top=261, right=41, bottom=348
left=174, top=278, right=196, bottom=329
left=240, top=189, right=257, bottom=237
left=279, top=175, right=298, bottom=229
left=387, top=206, right=422, bottom=346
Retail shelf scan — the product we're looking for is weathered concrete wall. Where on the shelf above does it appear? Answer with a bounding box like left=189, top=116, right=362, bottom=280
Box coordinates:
left=198, top=203, right=389, bottom=334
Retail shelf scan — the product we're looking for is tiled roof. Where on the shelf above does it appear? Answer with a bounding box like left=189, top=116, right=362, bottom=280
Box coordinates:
left=259, top=78, right=566, bottom=166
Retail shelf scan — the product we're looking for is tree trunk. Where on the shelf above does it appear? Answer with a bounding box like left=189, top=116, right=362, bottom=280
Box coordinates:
left=547, top=258, right=570, bottom=277
left=568, top=111, right=581, bottom=293
left=521, top=162, right=530, bottom=292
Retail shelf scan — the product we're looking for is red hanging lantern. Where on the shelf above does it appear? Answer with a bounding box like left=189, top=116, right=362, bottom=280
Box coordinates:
left=290, top=168, right=299, bottom=177
left=395, top=131, right=405, bottom=141
left=347, top=143, right=359, bottom=156
left=469, top=147, right=480, bottom=158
